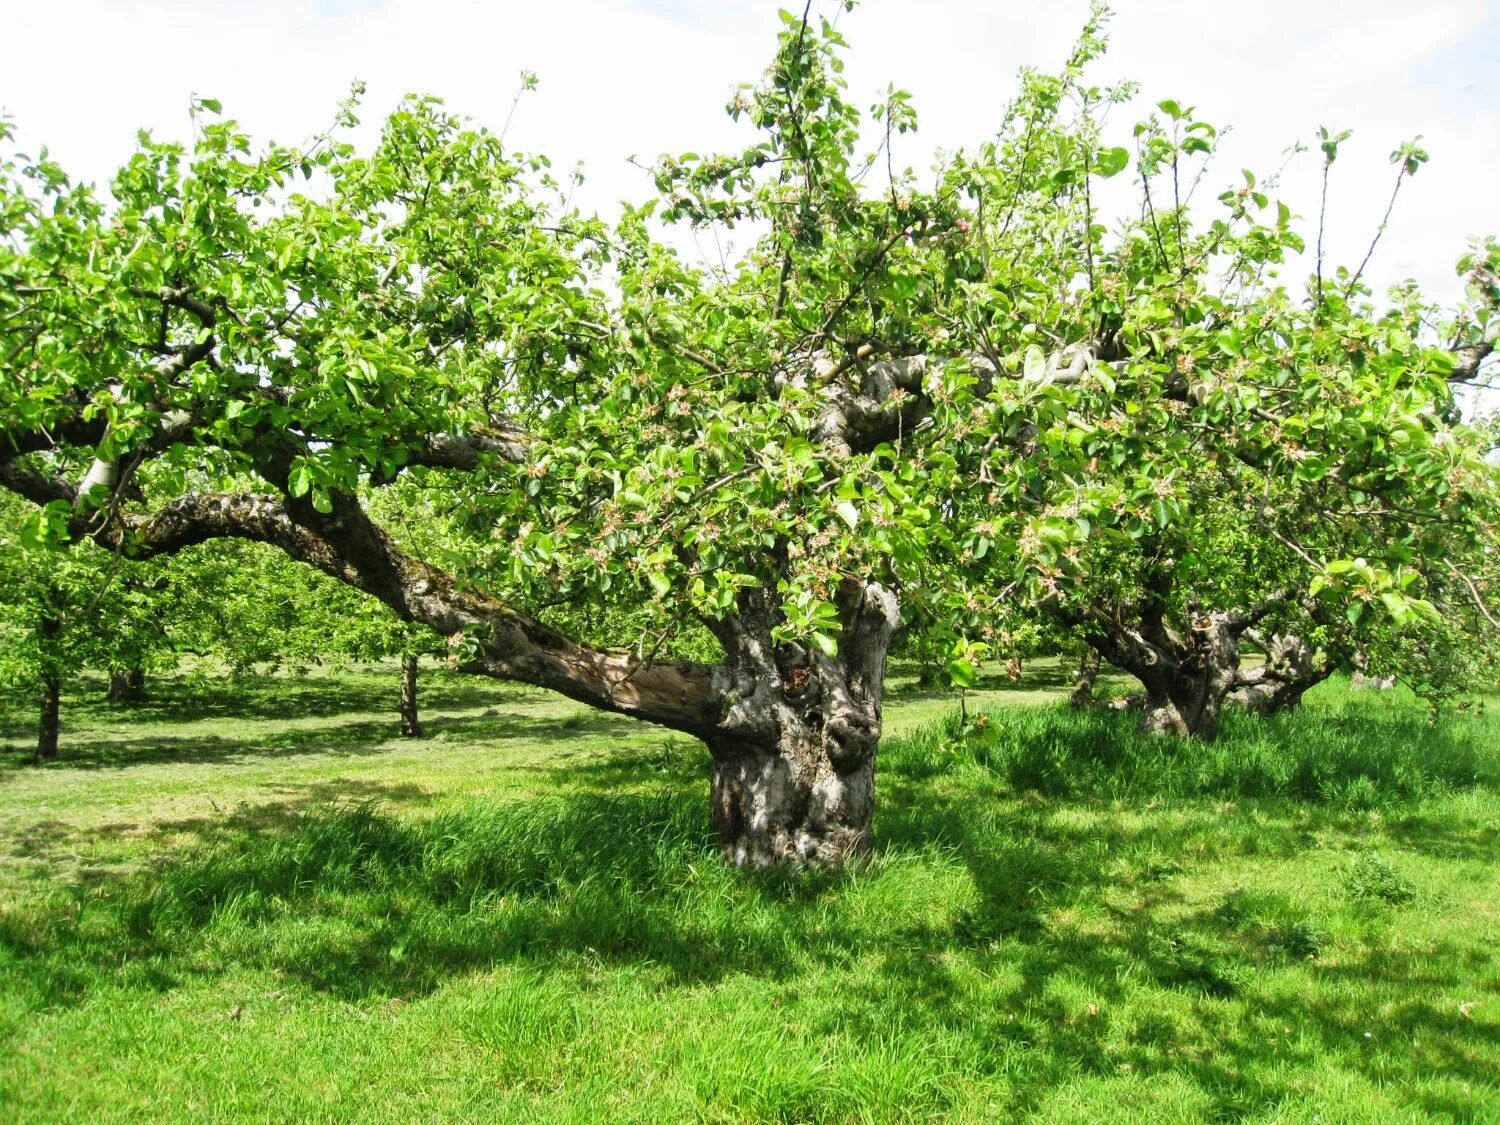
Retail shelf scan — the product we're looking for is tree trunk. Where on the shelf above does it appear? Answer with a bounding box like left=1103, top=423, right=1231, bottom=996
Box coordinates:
left=399, top=653, right=423, bottom=738
left=37, top=674, right=60, bottom=760
left=1070, top=647, right=1101, bottom=709
left=705, top=582, right=900, bottom=868
left=107, top=667, right=146, bottom=704
left=1233, top=678, right=1311, bottom=715
left=709, top=722, right=876, bottom=867
left=1086, top=606, right=1244, bottom=741
left=1133, top=627, right=1239, bottom=740
left=1230, top=632, right=1332, bottom=715
left=35, top=602, right=62, bottom=760
left=1074, top=571, right=1301, bottom=741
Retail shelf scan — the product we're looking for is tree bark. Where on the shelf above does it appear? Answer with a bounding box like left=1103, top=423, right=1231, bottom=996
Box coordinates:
left=1078, top=572, right=1291, bottom=740
left=706, top=582, right=900, bottom=867
left=35, top=603, right=62, bottom=760
left=107, top=667, right=146, bottom=704
left=37, top=673, right=60, bottom=760
left=1070, top=647, right=1101, bottom=709
left=399, top=653, right=423, bottom=738
left=1129, top=616, right=1239, bottom=740
left=1229, top=632, right=1333, bottom=715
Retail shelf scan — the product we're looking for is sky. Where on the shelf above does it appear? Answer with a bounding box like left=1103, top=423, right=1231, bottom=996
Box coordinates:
left=3, top=0, right=1497, bottom=309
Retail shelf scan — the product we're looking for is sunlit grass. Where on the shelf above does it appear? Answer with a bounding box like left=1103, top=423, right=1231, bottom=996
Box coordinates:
left=0, top=665, right=1496, bottom=1121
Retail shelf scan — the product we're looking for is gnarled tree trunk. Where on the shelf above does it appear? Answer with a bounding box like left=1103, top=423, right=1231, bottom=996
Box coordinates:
left=1079, top=571, right=1292, bottom=741
left=1229, top=632, right=1333, bottom=715
left=1128, top=615, right=1240, bottom=740
left=705, top=582, right=900, bottom=867
left=399, top=653, right=423, bottom=738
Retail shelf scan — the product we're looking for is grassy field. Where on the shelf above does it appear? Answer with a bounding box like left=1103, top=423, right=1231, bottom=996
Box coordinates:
left=0, top=662, right=1497, bottom=1122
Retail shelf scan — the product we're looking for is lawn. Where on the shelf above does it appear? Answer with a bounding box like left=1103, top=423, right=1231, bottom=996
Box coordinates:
left=0, top=663, right=1496, bottom=1122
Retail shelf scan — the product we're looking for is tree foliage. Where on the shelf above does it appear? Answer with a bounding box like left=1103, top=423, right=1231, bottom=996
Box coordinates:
left=1, top=1, right=1496, bottom=858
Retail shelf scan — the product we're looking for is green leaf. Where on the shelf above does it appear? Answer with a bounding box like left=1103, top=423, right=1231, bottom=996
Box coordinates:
left=1023, top=344, right=1048, bottom=382
left=810, top=632, right=839, bottom=658
left=1094, top=146, right=1130, bottom=178
left=946, top=657, right=978, bottom=689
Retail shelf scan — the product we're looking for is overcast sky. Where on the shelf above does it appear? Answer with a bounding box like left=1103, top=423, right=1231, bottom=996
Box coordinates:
left=3, top=0, right=1497, bottom=308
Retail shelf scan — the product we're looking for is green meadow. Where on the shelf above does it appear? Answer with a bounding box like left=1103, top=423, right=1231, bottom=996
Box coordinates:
left=1, top=665, right=1496, bottom=1122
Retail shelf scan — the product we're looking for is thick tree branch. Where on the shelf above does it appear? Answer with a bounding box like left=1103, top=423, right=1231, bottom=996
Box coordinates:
left=1449, top=319, right=1498, bottom=384
left=101, top=487, right=728, bottom=737
left=0, top=459, right=75, bottom=507
left=403, top=425, right=532, bottom=472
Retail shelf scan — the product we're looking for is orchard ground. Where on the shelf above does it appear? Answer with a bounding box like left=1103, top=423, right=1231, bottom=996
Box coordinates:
left=0, top=661, right=1496, bottom=1122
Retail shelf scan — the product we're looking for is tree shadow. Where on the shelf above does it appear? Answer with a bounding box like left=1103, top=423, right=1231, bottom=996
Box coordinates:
left=3, top=694, right=1496, bottom=1117
left=2, top=778, right=436, bottom=883
left=3, top=775, right=1495, bottom=1117
left=0, top=700, right=657, bottom=773
left=0, top=669, right=537, bottom=752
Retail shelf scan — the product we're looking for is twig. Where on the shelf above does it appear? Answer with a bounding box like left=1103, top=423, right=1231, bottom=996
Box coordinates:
left=1344, top=161, right=1407, bottom=299
left=1447, top=559, right=1499, bottom=631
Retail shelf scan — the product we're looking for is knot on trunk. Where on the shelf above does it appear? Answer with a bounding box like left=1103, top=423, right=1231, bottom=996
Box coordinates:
left=823, top=711, right=876, bottom=774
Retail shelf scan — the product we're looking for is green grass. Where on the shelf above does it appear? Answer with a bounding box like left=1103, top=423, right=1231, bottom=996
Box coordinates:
left=0, top=663, right=1497, bottom=1122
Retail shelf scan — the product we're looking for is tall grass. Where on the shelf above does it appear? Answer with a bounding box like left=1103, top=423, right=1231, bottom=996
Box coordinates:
left=2, top=690, right=1497, bottom=1122
left=885, top=694, right=1494, bottom=805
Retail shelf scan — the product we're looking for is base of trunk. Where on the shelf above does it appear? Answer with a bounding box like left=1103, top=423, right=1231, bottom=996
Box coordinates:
left=1136, top=686, right=1223, bottom=740
left=710, top=740, right=874, bottom=868
left=1137, top=695, right=1192, bottom=737
left=1230, top=681, right=1308, bottom=715
left=107, top=669, right=146, bottom=704
left=399, top=655, right=423, bottom=738
left=37, top=676, right=60, bottom=760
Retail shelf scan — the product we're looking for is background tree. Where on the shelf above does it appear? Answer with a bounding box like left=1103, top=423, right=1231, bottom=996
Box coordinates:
left=909, top=46, right=1500, bottom=738
left=0, top=495, right=179, bottom=756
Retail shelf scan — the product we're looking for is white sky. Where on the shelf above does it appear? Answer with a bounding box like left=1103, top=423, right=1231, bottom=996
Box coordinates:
left=3, top=0, right=1497, bottom=309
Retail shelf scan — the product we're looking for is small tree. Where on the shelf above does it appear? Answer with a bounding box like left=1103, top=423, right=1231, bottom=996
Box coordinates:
left=0, top=497, right=178, bottom=755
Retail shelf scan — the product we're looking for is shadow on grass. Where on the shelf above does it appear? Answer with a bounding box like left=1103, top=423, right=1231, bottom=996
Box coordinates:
left=3, top=778, right=438, bottom=879
left=2, top=699, right=1497, bottom=1117
left=4, top=780, right=1495, bottom=1116
left=83, top=670, right=532, bottom=724
left=0, top=703, right=654, bottom=772
left=0, top=669, right=540, bottom=758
